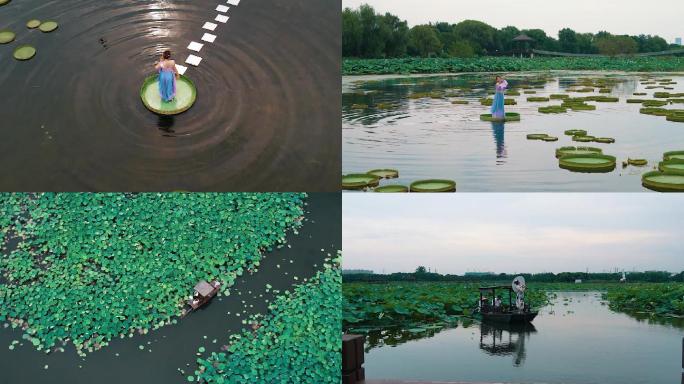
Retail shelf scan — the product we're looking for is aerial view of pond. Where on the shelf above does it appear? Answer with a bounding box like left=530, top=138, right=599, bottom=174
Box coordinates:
left=0, top=193, right=341, bottom=383
left=0, top=0, right=339, bottom=191
left=342, top=72, right=684, bottom=192
left=362, top=291, right=683, bottom=384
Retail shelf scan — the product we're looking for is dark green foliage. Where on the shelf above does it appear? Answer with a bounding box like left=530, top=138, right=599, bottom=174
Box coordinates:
left=0, top=193, right=306, bottom=355
left=604, top=284, right=684, bottom=316
left=195, top=256, right=341, bottom=383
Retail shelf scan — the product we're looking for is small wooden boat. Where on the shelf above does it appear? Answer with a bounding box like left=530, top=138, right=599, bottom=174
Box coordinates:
left=475, top=285, right=538, bottom=324
left=187, top=280, right=221, bottom=311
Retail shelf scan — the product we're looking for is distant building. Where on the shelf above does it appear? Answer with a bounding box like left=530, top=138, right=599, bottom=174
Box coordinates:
left=342, top=269, right=374, bottom=275
left=575, top=279, right=582, bottom=284
left=676, top=37, right=683, bottom=46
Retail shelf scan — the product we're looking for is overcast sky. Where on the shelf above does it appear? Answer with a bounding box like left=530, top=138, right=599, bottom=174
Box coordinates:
left=342, top=0, right=684, bottom=43
left=343, top=194, right=684, bottom=274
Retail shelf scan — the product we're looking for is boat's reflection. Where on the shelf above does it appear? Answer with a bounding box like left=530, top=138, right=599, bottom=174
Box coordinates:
left=479, top=322, right=537, bottom=366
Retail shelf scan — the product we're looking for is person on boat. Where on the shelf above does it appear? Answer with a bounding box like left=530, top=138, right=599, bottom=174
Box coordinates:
left=494, top=296, right=502, bottom=310
left=154, top=50, right=179, bottom=102
left=491, top=76, right=508, bottom=120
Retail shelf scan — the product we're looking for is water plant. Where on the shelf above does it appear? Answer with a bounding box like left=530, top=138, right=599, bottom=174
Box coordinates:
left=538, top=105, right=567, bottom=114
left=527, top=97, right=550, bottom=102
left=194, top=255, right=341, bottom=383
left=564, top=129, right=587, bottom=136
left=0, top=29, right=15, bottom=44
left=367, top=169, right=399, bottom=179
left=479, top=112, right=520, bottom=122
left=0, top=193, right=307, bottom=356
left=642, top=100, right=668, bottom=107
left=26, top=20, right=41, bottom=29
left=641, top=171, right=684, bottom=191
left=409, top=179, right=456, bottom=192
left=374, top=185, right=409, bottom=193
left=604, top=284, right=684, bottom=316
left=38, top=21, right=58, bottom=33
left=342, top=174, right=380, bottom=190
left=559, top=154, right=616, bottom=173
left=555, top=146, right=602, bottom=158
left=13, top=45, right=36, bottom=61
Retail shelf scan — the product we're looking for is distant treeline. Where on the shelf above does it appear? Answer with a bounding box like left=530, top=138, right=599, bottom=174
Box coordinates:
left=343, top=4, right=678, bottom=58
left=343, top=267, right=684, bottom=283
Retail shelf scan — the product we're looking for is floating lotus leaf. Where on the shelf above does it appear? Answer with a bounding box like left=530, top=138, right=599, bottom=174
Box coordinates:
left=633, top=92, right=647, bottom=96
left=342, top=173, right=380, bottom=190
left=663, top=151, right=684, bottom=162
left=451, top=100, right=468, bottom=104
left=626, top=99, right=648, bottom=103
left=640, top=107, right=669, bottom=116
left=559, top=154, right=616, bottom=173
left=562, top=102, right=596, bottom=111
left=527, top=97, right=549, bottom=102
left=594, top=137, right=615, bottom=144
left=641, top=171, right=684, bottom=192
left=507, top=90, right=521, bottom=96
left=26, top=19, right=41, bottom=29
left=668, top=99, right=684, bottom=104
left=550, top=94, right=569, bottom=99
left=140, top=75, right=197, bottom=115
left=13, top=45, right=36, bottom=61
left=350, top=104, right=367, bottom=109
left=598, top=88, right=611, bottom=93
left=479, top=112, right=520, bottom=122
left=642, top=100, right=668, bottom=107
left=555, top=146, right=602, bottom=158
left=0, top=0, right=9, bottom=6
left=38, top=21, right=58, bottom=33
left=526, top=133, right=550, bottom=140
left=0, top=30, right=15, bottom=44
left=374, top=185, right=408, bottom=193
left=541, top=136, right=558, bottom=142
left=524, top=90, right=537, bottom=94
left=572, top=135, right=595, bottom=143
left=628, top=158, right=648, bottom=167
left=479, top=98, right=516, bottom=106
left=539, top=106, right=567, bottom=114
left=658, top=161, right=684, bottom=174
left=564, top=129, right=587, bottom=136
left=666, top=111, right=684, bottom=123
left=410, top=179, right=456, bottom=192
left=367, top=169, right=398, bottom=179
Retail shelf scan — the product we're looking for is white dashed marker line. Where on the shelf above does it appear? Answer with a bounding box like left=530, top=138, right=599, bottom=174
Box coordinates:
left=175, top=64, right=188, bottom=75
left=188, top=41, right=204, bottom=52
left=216, top=5, right=229, bottom=13
left=227, top=0, right=240, bottom=5
left=202, top=22, right=218, bottom=31
left=215, top=14, right=229, bottom=23
left=201, top=33, right=217, bottom=43
left=185, top=55, right=202, bottom=66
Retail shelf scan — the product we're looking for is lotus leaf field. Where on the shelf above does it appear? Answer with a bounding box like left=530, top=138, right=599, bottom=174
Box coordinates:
left=343, top=57, right=684, bottom=76
left=194, top=254, right=341, bottom=383
left=0, top=193, right=306, bottom=356
left=343, top=282, right=684, bottom=333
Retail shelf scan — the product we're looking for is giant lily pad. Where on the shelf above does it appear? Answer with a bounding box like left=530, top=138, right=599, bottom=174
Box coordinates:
left=658, top=161, right=684, bottom=174
left=410, top=179, right=456, bottom=192
left=26, top=20, right=41, bottom=29
left=564, top=129, right=587, bottom=136
left=342, top=173, right=380, bottom=190
left=0, top=0, right=10, bottom=6
left=555, top=146, right=602, bottom=158
left=374, top=185, right=408, bottom=193
left=13, top=45, right=36, bottom=61
left=642, top=171, right=684, bottom=192
left=0, top=30, right=15, bottom=44
left=140, top=75, right=197, bottom=115
left=664, top=151, right=684, bottom=162
left=573, top=135, right=596, bottom=143
left=559, top=154, right=616, bottom=173
left=38, top=21, right=58, bottom=33
left=367, top=169, right=398, bottom=179
left=479, top=112, right=520, bottom=122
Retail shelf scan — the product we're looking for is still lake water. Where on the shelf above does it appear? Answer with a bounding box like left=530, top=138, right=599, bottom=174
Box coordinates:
left=343, top=72, right=684, bottom=192
left=364, top=292, right=684, bottom=384
left=0, top=193, right=341, bottom=384
left=0, top=0, right=340, bottom=191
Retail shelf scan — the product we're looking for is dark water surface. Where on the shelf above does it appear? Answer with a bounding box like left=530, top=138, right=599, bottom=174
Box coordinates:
left=343, top=72, right=684, bottom=192
left=0, top=0, right=340, bottom=191
left=363, top=291, right=683, bottom=384
left=0, top=193, right=341, bottom=384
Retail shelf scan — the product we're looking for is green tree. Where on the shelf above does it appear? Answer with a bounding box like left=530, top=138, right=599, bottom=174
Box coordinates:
left=453, top=20, right=498, bottom=54
left=576, top=33, right=596, bottom=54
left=497, top=26, right=521, bottom=53
left=380, top=13, right=409, bottom=57
left=408, top=25, right=443, bottom=57
left=558, top=28, right=578, bottom=53
left=415, top=266, right=427, bottom=274
left=595, top=35, right=638, bottom=55
left=358, top=4, right=386, bottom=57
left=342, top=8, right=362, bottom=57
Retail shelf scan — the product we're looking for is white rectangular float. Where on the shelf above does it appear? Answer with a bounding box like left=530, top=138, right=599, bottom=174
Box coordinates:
left=201, top=33, right=217, bottom=43
left=216, top=5, right=229, bottom=12
left=202, top=22, right=218, bottom=31
left=215, top=14, right=229, bottom=23
left=227, top=0, right=240, bottom=5
left=175, top=64, right=188, bottom=75
left=185, top=55, right=202, bottom=67
left=187, top=41, right=204, bottom=52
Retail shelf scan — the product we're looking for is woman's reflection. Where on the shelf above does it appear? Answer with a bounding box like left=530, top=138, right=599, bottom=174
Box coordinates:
left=491, top=121, right=507, bottom=161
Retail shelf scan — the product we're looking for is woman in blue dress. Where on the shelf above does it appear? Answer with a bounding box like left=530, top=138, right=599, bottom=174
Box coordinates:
left=154, top=50, right=179, bottom=102
left=491, top=76, right=508, bottom=120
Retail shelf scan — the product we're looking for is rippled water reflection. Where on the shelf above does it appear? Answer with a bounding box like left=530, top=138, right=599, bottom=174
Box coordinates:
left=0, top=0, right=340, bottom=191
left=363, top=291, right=684, bottom=384
left=343, top=72, right=684, bottom=191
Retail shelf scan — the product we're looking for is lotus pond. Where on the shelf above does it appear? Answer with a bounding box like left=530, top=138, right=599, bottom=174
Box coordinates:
left=344, top=284, right=684, bottom=383
left=343, top=72, right=684, bottom=191
left=0, top=0, right=339, bottom=191
left=0, top=192, right=341, bottom=383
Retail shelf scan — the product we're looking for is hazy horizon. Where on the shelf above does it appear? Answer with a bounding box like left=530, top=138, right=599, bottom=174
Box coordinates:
left=343, top=194, right=684, bottom=274
left=342, top=0, right=684, bottom=44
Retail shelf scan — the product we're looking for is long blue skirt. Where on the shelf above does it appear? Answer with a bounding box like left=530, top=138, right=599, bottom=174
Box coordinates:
left=491, top=91, right=505, bottom=119
left=158, top=69, right=177, bottom=102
